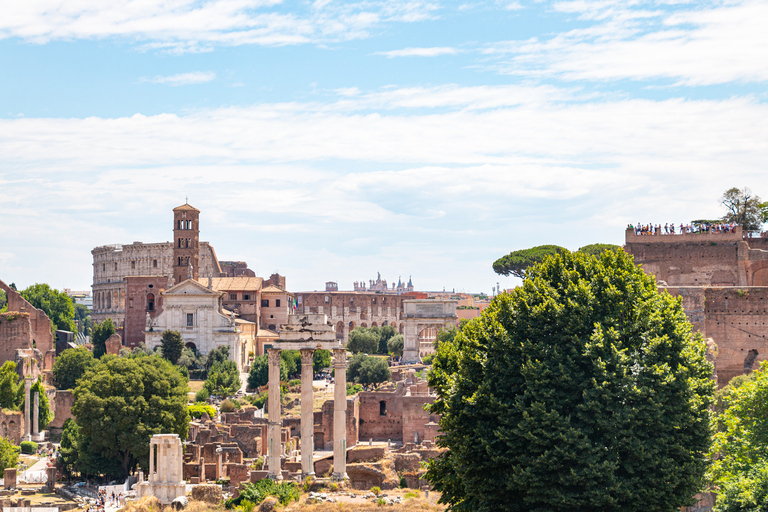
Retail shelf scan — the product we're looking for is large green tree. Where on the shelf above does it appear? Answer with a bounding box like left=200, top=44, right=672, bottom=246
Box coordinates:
left=427, top=248, right=715, bottom=512
left=347, top=328, right=379, bottom=354
left=91, top=318, right=115, bottom=358
left=72, top=355, right=189, bottom=477
left=0, top=361, right=21, bottom=409
left=0, top=436, right=18, bottom=472
left=492, top=244, right=566, bottom=279
left=160, top=330, right=184, bottom=365
left=348, top=354, right=391, bottom=388
left=709, top=363, right=768, bottom=511
left=721, top=187, right=766, bottom=231
left=203, top=360, right=241, bottom=397
left=20, top=283, right=77, bottom=333
left=247, top=354, right=287, bottom=390
left=52, top=347, right=96, bottom=390
left=387, top=334, right=404, bottom=357
left=313, top=349, right=331, bottom=373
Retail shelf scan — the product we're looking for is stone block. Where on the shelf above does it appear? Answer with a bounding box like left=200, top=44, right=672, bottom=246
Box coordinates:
left=3, top=468, right=16, bottom=489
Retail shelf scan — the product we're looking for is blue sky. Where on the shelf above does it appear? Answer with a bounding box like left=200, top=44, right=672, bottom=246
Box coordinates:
left=1, top=0, right=768, bottom=294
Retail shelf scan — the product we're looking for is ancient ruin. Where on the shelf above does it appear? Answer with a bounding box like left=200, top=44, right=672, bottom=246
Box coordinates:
left=137, top=434, right=187, bottom=504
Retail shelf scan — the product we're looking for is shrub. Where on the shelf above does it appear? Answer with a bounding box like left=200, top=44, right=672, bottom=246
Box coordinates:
left=220, top=399, right=238, bottom=413
left=188, top=403, right=216, bottom=419
left=399, top=476, right=407, bottom=488
left=346, top=383, right=363, bottom=396
left=371, top=486, right=381, bottom=496
left=225, top=480, right=300, bottom=508
left=20, top=441, right=38, bottom=454
left=0, top=436, right=19, bottom=471
left=195, top=387, right=209, bottom=403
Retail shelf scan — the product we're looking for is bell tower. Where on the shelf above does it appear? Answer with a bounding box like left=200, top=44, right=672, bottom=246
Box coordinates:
left=172, top=202, right=200, bottom=285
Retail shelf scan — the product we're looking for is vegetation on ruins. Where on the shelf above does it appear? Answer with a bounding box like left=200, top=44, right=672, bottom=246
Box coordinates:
left=91, top=318, right=116, bottom=358
left=18, top=378, right=53, bottom=431
left=709, top=362, right=768, bottom=512
left=160, top=329, right=184, bottom=365
left=348, top=354, right=391, bottom=389
left=427, top=248, right=715, bottom=512
left=19, top=283, right=77, bottom=333
left=247, top=354, right=287, bottom=389
left=720, top=187, right=768, bottom=232
left=71, top=354, right=189, bottom=477
left=387, top=334, right=404, bottom=357
left=0, top=436, right=18, bottom=472
left=188, top=403, right=216, bottom=419
left=52, top=346, right=96, bottom=390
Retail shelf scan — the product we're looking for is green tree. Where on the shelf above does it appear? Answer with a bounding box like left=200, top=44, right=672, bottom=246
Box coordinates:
left=347, top=328, right=379, bottom=354
left=91, top=318, right=115, bottom=358
left=721, top=187, right=765, bottom=231
left=20, top=283, right=77, bottom=333
left=0, top=436, right=18, bottom=472
left=203, top=360, right=241, bottom=397
left=247, top=354, right=287, bottom=390
left=427, top=248, right=715, bottom=512
left=57, top=418, right=79, bottom=478
left=160, top=330, right=184, bottom=365
left=0, top=361, right=21, bottom=409
left=0, top=289, right=7, bottom=313
left=577, top=243, right=622, bottom=257
left=492, top=244, right=566, bottom=279
left=281, top=350, right=301, bottom=377
left=72, top=354, right=189, bottom=477
left=74, top=303, right=92, bottom=335
left=52, top=347, right=96, bottom=390
left=378, top=325, right=396, bottom=354
left=356, top=356, right=391, bottom=388
left=709, top=363, right=768, bottom=512
left=387, top=334, right=404, bottom=357
left=313, top=349, right=331, bottom=373
left=204, top=345, right=230, bottom=375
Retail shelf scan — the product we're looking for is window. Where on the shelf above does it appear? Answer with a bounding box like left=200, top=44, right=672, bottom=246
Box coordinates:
left=262, top=299, right=269, bottom=307
left=269, top=324, right=276, bottom=330
left=102, top=263, right=105, bottom=271
left=131, top=261, right=136, bottom=269
left=186, top=313, right=194, bottom=327
left=298, top=296, right=303, bottom=304
left=275, top=299, right=281, bottom=307
left=229, top=293, right=237, bottom=300
left=147, top=293, right=155, bottom=311
left=153, top=259, right=157, bottom=268
left=325, top=295, right=329, bottom=303
left=244, top=294, right=250, bottom=300
left=380, top=401, right=387, bottom=416
left=114, top=262, right=118, bottom=270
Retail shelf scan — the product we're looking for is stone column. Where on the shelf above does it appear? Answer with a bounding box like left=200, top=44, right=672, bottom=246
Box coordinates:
left=332, top=349, right=348, bottom=481
left=33, top=392, right=39, bottom=438
left=266, top=348, right=283, bottom=480
left=300, top=349, right=315, bottom=477
left=199, top=457, right=205, bottom=483
left=149, top=440, right=155, bottom=483
left=23, top=379, right=31, bottom=441
left=216, top=448, right=222, bottom=480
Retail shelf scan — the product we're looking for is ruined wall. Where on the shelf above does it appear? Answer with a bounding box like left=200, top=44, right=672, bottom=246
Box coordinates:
left=0, top=410, right=23, bottom=445
left=0, top=279, right=54, bottom=360
left=626, top=241, right=742, bottom=286
left=0, top=313, right=33, bottom=364
left=402, top=396, right=438, bottom=445
left=124, top=276, right=168, bottom=347
left=318, top=396, right=359, bottom=450
left=359, top=391, right=405, bottom=441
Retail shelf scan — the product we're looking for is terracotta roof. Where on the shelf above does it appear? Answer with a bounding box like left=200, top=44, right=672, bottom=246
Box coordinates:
left=257, top=329, right=279, bottom=337
left=262, top=285, right=290, bottom=294
left=196, top=276, right=263, bottom=291
left=173, top=203, right=200, bottom=212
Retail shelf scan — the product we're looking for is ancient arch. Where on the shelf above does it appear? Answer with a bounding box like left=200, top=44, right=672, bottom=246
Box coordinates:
left=402, top=300, right=457, bottom=361
left=371, top=322, right=378, bottom=328
left=185, top=342, right=197, bottom=352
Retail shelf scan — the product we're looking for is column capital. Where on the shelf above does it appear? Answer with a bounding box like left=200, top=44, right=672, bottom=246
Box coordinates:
left=300, top=348, right=315, bottom=366
left=332, top=348, right=347, bottom=368
left=267, top=348, right=281, bottom=365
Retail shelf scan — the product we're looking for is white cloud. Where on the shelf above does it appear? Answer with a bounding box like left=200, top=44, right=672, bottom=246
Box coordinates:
left=0, top=0, right=440, bottom=51
left=142, top=71, right=216, bottom=86
left=376, top=46, right=458, bottom=58
left=485, top=0, right=768, bottom=85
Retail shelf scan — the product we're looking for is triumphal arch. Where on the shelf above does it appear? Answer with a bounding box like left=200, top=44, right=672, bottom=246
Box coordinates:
left=402, top=299, right=458, bottom=362
left=266, top=314, right=348, bottom=480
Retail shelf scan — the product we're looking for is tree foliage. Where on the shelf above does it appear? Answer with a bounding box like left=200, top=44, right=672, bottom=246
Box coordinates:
left=721, top=187, right=766, bottom=231
left=247, top=354, right=287, bottom=390
left=160, top=330, right=184, bottom=365
left=52, top=347, right=96, bottom=390
left=492, top=245, right=566, bottom=279
left=0, top=436, right=18, bottom=473
left=577, top=243, right=622, bottom=257
left=57, top=418, right=79, bottom=478
left=348, top=354, right=390, bottom=388
left=0, top=289, right=7, bottom=313
left=18, top=378, right=53, bottom=431
left=20, top=283, right=77, bottom=333
left=203, top=360, right=240, bottom=397
left=72, top=355, right=189, bottom=477
left=347, top=328, right=379, bottom=354
left=387, top=334, right=404, bottom=357
left=204, top=345, right=230, bottom=375
left=0, top=361, right=21, bottom=409
left=74, top=303, right=92, bottom=335
left=427, top=248, right=715, bottom=512
left=91, top=318, right=115, bottom=358
left=709, top=363, right=768, bottom=512
left=313, top=349, right=331, bottom=373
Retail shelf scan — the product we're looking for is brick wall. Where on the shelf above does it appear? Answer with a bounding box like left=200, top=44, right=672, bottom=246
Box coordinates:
left=124, top=276, right=168, bottom=347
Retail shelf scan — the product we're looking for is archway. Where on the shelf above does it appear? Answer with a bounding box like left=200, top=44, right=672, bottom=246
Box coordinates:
left=147, top=293, right=155, bottom=311
left=336, top=321, right=344, bottom=340
left=185, top=342, right=197, bottom=353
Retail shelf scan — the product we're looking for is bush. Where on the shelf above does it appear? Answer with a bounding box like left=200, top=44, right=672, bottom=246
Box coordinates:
left=188, top=403, right=216, bottom=419
left=225, top=480, right=300, bottom=508
left=371, top=486, right=381, bottom=496
left=20, top=441, right=38, bottom=454
left=248, top=392, right=268, bottom=409
left=0, top=436, right=19, bottom=471
left=195, top=387, right=210, bottom=403
left=399, top=476, right=407, bottom=488
left=346, top=383, right=363, bottom=396
left=220, top=399, right=238, bottom=413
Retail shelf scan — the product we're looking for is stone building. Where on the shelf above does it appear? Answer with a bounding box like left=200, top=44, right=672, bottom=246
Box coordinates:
left=144, top=279, right=257, bottom=372
left=625, top=227, right=768, bottom=386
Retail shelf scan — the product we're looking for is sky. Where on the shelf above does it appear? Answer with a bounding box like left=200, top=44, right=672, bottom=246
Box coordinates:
left=1, top=0, right=768, bottom=295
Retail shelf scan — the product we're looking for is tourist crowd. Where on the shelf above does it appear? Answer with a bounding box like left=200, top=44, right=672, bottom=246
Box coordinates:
left=629, top=223, right=738, bottom=235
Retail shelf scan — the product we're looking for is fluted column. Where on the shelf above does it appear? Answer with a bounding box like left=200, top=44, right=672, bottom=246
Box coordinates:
left=332, top=349, right=348, bottom=481
left=33, top=392, right=39, bottom=437
left=266, top=348, right=283, bottom=480
left=23, top=379, right=31, bottom=441
left=300, top=349, right=315, bottom=476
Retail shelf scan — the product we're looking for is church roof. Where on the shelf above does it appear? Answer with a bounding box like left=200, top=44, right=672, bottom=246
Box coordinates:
left=173, top=203, right=200, bottom=212
left=197, top=276, right=263, bottom=292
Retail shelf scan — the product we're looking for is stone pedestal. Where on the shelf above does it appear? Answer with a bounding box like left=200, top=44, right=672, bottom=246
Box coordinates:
left=266, top=349, right=283, bottom=480
left=332, top=349, right=348, bottom=481
left=4, top=468, right=16, bottom=489
left=300, top=349, right=315, bottom=477
left=136, top=434, right=186, bottom=504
